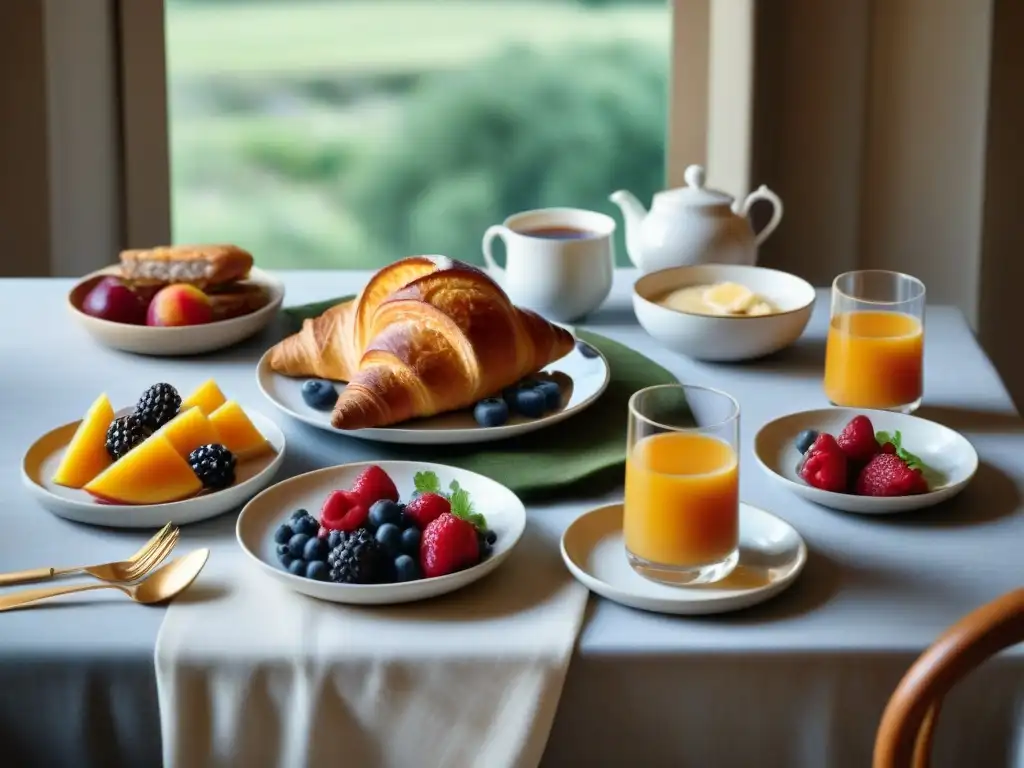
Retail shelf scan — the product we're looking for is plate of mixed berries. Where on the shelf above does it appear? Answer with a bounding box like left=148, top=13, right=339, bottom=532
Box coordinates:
left=236, top=461, right=526, bottom=604
left=754, top=408, right=977, bottom=514
left=22, top=379, right=285, bottom=527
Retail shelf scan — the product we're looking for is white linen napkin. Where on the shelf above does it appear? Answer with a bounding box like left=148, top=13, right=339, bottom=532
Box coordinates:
left=155, top=524, right=588, bottom=768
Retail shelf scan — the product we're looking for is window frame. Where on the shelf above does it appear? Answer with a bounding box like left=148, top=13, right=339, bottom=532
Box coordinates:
left=28, top=0, right=745, bottom=275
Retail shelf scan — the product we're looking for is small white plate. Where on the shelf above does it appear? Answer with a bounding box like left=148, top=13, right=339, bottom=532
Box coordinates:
left=754, top=407, right=978, bottom=514
left=68, top=266, right=284, bottom=356
left=236, top=461, right=527, bottom=605
left=255, top=339, right=610, bottom=445
left=22, top=408, right=286, bottom=528
left=560, top=502, right=806, bottom=615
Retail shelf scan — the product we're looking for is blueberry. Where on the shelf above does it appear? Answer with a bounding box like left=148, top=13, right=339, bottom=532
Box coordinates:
left=327, top=529, right=344, bottom=549
left=303, top=536, right=327, bottom=562
left=394, top=554, right=422, bottom=582
left=305, top=560, right=329, bottom=581
left=287, top=559, right=305, bottom=576
left=368, top=499, right=403, bottom=531
left=795, top=429, right=819, bottom=454
left=513, top=388, right=546, bottom=418
left=301, top=379, right=338, bottom=411
left=290, top=509, right=310, bottom=521
left=473, top=397, right=509, bottom=428
left=576, top=340, right=599, bottom=358
left=534, top=380, right=561, bottom=410
left=485, top=530, right=497, bottom=546
left=501, top=386, right=519, bottom=408
left=277, top=545, right=293, bottom=566
left=292, top=515, right=319, bottom=537
left=375, top=523, right=402, bottom=556
left=288, top=533, right=310, bottom=558
left=274, top=524, right=294, bottom=544
left=400, top=526, right=421, bottom=556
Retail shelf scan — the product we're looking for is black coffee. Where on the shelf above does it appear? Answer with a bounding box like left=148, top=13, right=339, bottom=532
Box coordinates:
left=518, top=226, right=596, bottom=240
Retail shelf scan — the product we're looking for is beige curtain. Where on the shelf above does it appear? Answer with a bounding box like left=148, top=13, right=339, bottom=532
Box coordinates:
left=672, top=0, right=1023, bottom=409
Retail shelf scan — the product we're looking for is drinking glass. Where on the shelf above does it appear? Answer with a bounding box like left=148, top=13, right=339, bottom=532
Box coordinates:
left=623, top=384, right=740, bottom=586
left=823, top=270, right=926, bottom=413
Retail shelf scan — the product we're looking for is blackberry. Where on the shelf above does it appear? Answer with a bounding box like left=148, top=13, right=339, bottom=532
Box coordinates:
left=105, top=415, right=148, bottom=460
left=187, top=443, right=236, bottom=490
left=136, top=383, right=181, bottom=430
left=327, top=529, right=384, bottom=584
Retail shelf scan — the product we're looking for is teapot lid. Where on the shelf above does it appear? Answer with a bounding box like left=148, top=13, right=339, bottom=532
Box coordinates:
left=658, top=165, right=734, bottom=207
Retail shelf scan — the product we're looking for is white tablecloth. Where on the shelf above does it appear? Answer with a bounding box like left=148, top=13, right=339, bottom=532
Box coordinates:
left=1, top=269, right=1023, bottom=768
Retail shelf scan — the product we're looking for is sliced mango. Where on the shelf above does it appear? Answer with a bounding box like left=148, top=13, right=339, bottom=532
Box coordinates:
left=84, top=434, right=202, bottom=505
left=153, top=406, right=220, bottom=460
left=180, top=379, right=227, bottom=416
left=209, top=400, right=272, bottom=461
left=52, top=394, right=115, bottom=488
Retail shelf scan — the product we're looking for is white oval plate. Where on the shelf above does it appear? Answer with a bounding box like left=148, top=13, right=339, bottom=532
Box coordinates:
left=255, top=338, right=610, bottom=445
left=754, top=407, right=978, bottom=514
left=68, top=266, right=284, bottom=356
left=237, top=461, right=527, bottom=605
left=22, top=408, right=286, bottom=528
left=561, top=502, right=806, bottom=615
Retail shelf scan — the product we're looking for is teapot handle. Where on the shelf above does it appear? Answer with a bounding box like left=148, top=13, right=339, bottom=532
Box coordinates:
left=739, top=185, right=784, bottom=247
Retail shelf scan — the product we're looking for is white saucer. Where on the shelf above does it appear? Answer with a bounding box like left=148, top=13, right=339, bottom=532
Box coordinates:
left=22, top=408, right=286, bottom=528
left=236, top=460, right=527, bottom=605
left=754, top=407, right=978, bottom=514
left=560, top=502, right=806, bottom=615
left=255, top=338, right=610, bottom=445
left=68, top=266, right=284, bottom=356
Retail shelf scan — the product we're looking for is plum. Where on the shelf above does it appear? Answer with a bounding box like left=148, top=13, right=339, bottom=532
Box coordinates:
left=81, top=276, right=147, bottom=325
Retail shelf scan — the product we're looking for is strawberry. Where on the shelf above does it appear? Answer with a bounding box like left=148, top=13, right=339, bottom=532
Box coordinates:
left=799, top=433, right=848, bottom=492
left=420, top=512, right=480, bottom=578
left=404, top=492, right=451, bottom=529
left=855, top=453, right=928, bottom=496
left=350, top=465, right=399, bottom=507
left=836, top=415, right=880, bottom=463
left=320, top=489, right=368, bottom=532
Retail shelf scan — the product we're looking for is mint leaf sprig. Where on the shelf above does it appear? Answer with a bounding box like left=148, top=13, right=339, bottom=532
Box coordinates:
left=875, top=430, right=928, bottom=472
left=413, top=471, right=487, bottom=529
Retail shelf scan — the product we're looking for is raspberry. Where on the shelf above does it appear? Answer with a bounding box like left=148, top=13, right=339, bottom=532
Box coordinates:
left=403, top=492, right=451, bottom=529
left=420, top=512, right=480, bottom=578
left=855, top=453, right=928, bottom=496
left=320, top=489, right=368, bottom=532
left=350, top=465, right=399, bottom=507
left=799, top=433, right=848, bottom=492
left=836, top=415, right=880, bottom=463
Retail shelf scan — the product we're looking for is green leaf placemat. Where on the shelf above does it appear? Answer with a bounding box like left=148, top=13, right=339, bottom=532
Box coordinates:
left=281, top=299, right=678, bottom=501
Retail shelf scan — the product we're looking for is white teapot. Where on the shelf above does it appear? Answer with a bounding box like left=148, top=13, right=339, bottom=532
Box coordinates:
left=610, top=165, right=783, bottom=274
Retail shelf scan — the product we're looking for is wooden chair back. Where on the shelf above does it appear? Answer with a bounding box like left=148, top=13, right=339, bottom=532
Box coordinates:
left=873, top=588, right=1024, bottom=768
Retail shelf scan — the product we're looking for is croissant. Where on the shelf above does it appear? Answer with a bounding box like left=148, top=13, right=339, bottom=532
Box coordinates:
left=268, top=256, right=575, bottom=429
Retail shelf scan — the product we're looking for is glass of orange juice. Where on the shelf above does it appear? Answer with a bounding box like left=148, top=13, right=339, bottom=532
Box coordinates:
left=623, top=384, right=740, bottom=586
left=824, top=270, right=926, bottom=413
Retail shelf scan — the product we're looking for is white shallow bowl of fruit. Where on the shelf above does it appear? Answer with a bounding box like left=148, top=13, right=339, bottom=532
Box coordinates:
left=236, top=461, right=526, bottom=605
left=68, top=266, right=284, bottom=356
left=633, top=264, right=816, bottom=362
left=22, top=379, right=286, bottom=528
left=754, top=408, right=978, bottom=514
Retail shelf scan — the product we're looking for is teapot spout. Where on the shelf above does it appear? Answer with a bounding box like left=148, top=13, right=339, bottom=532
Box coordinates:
left=609, top=190, right=647, bottom=269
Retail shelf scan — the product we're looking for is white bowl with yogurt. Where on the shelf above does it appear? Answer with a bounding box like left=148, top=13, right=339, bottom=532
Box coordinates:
left=632, top=264, right=815, bottom=361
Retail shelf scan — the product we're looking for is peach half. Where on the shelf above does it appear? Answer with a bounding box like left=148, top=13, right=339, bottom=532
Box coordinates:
left=146, top=284, right=214, bottom=327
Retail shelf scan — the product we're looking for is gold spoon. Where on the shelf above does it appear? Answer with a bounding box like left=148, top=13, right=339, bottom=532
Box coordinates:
left=0, top=549, right=210, bottom=612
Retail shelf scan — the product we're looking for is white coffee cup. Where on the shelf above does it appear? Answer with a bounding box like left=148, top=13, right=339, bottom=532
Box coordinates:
left=481, top=207, right=615, bottom=322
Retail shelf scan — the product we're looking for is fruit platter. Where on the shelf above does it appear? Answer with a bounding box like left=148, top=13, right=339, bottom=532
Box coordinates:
left=754, top=407, right=978, bottom=514
left=236, top=461, right=527, bottom=605
left=256, top=256, right=610, bottom=445
left=22, top=379, right=286, bottom=528
left=68, top=244, right=284, bottom=356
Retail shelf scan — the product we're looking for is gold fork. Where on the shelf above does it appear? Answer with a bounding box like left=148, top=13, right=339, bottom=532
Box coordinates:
left=0, top=523, right=179, bottom=587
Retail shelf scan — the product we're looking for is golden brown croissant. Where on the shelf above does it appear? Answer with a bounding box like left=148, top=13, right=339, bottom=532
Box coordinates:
left=268, top=256, right=575, bottom=429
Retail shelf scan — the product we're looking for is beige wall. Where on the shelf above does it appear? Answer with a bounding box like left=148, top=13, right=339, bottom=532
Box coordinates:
left=699, top=0, right=1022, bottom=406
